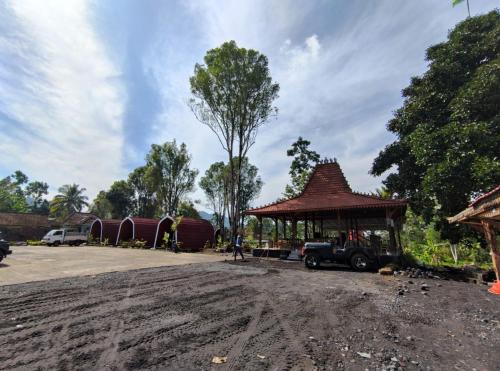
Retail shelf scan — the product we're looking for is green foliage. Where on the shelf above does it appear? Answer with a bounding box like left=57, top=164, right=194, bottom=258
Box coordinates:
left=90, top=141, right=198, bottom=218
left=0, top=171, right=49, bottom=213
left=128, top=166, right=156, bottom=218
left=190, top=40, right=279, bottom=240
left=283, top=137, right=320, bottom=198
left=371, top=11, right=500, bottom=238
left=26, top=240, right=42, bottom=246
left=106, top=180, right=134, bottom=219
left=177, top=200, right=200, bottom=219
left=402, top=209, right=492, bottom=269
left=199, top=161, right=228, bottom=230
left=145, top=140, right=198, bottom=216
left=50, top=184, right=88, bottom=219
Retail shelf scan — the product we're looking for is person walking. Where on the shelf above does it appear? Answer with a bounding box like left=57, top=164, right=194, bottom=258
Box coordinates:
left=234, top=232, right=245, bottom=261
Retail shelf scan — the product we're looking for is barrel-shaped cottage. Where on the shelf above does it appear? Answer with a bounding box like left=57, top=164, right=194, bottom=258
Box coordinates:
left=153, top=216, right=214, bottom=251
left=114, top=216, right=214, bottom=250
left=89, top=219, right=121, bottom=244
left=116, top=217, right=159, bottom=247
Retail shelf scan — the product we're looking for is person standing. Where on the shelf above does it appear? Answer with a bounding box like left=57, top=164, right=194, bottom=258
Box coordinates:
left=234, top=232, right=245, bottom=261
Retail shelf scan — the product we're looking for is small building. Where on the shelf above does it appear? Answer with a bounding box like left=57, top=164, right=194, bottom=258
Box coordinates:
left=448, top=185, right=500, bottom=294
left=0, top=212, right=96, bottom=241
left=245, top=160, right=407, bottom=259
left=116, top=217, right=159, bottom=247
left=89, top=219, right=121, bottom=244
left=154, top=216, right=215, bottom=251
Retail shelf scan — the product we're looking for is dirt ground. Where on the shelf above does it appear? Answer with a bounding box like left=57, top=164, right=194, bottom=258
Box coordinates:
left=0, top=258, right=498, bottom=371
left=0, top=245, right=225, bottom=285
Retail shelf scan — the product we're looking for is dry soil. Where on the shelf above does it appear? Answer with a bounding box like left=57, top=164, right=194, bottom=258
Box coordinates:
left=0, top=258, right=498, bottom=370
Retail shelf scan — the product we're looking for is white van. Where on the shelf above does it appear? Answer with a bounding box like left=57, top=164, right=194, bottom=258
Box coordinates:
left=42, top=229, right=87, bottom=246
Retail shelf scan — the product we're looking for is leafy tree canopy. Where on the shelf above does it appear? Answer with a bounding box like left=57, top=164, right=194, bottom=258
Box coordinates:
left=177, top=200, right=201, bottom=219
left=371, top=11, right=500, bottom=235
left=50, top=184, right=89, bottom=218
left=283, top=137, right=320, bottom=198
left=0, top=171, right=49, bottom=213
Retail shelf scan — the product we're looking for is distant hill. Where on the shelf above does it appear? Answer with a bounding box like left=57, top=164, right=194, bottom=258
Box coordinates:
left=198, top=211, right=229, bottom=227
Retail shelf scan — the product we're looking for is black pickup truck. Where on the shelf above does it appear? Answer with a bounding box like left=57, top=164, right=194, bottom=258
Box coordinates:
left=0, top=232, right=12, bottom=263
left=301, top=242, right=377, bottom=271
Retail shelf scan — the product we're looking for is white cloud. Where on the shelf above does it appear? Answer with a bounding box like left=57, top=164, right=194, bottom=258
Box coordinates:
left=0, top=0, right=125, bottom=200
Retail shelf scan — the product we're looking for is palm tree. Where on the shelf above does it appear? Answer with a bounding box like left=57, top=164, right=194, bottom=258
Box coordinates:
left=50, top=184, right=89, bottom=217
left=372, top=186, right=393, bottom=199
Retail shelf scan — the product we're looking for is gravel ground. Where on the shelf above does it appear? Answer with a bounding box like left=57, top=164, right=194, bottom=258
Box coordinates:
left=0, top=258, right=498, bottom=370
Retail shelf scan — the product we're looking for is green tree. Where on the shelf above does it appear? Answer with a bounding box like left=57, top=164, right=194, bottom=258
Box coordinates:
left=106, top=180, right=134, bottom=219
left=0, top=175, right=28, bottom=212
left=237, top=158, right=263, bottom=228
left=25, top=181, right=49, bottom=213
left=89, top=191, right=113, bottom=219
left=190, top=40, right=279, bottom=241
left=128, top=166, right=156, bottom=218
left=145, top=140, right=198, bottom=216
left=50, top=184, right=89, bottom=218
left=0, top=171, right=49, bottom=213
left=371, top=11, right=500, bottom=237
left=283, top=137, right=320, bottom=198
left=177, top=200, right=201, bottom=219
left=199, top=161, right=228, bottom=232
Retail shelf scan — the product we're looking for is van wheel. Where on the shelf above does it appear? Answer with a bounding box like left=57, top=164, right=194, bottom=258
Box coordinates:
left=350, top=253, right=369, bottom=272
left=304, top=254, right=320, bottom=269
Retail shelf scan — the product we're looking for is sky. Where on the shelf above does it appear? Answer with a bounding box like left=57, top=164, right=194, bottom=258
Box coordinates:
left=1, top=0, right=499, bottom=211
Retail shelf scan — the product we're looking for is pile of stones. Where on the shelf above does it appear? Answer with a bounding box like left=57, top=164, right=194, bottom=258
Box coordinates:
left=393, top=267, right=441, bottom=280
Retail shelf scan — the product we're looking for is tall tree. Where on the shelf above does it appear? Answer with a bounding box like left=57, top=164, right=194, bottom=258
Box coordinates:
left=371, top=11, right=500, bottom=237
left=106, top=180, right=134, bottom=219
left=0, top=175, right=28, bottom=212
left=0, top=171, right=49, bottom=213
left=128, top=166, right=156, bottom=218
left=90, top=191, right=113, bottom=219
left=50, top=184, right=89, bottom=218
left=283, top=137, right=320, bottom=198
left=190, top=40, right=279, bottom=240
left=199, top=161, right=229, bottom=232
left=237, top=158, right=263, bottom=228
left=145, top=140, right=198, bottom=216
left=25, top=181, right=49, bottom=213
left=177, top=200, right=201, bottom=219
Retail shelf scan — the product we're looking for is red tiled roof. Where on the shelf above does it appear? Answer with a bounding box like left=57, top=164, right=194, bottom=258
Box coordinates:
left=245, top=161, right=406, bottom=215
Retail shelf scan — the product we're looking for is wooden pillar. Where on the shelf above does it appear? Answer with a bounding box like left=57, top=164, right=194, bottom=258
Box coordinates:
left=282, top=217, right=287, bottom=239
left=304, top=215, right=308, bottom=240
left=320, top=217, right=324, bottom=239
left=312, top=216, right=316, bottom=239
left=482, top=220, right=499, bottom=281
left=396, top=224, right=403, bottom=253
left=336, top=211, right=342, bottom=246
left=258, top=216, right=263, bottom=248
left=274, top=217, right=278, bottom=242
left=355, top=218, right=359, bottom=247
left=292, top=217, right=297, bottom=242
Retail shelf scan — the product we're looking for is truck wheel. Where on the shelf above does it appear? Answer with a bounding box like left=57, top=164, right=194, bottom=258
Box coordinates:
left=53, top=241, right=60, bottom=247
left=304, top=254, right=320, bottom=269
left=0, top=255, right=3, bottom=263
left=350, top=253, right=369, bottom=272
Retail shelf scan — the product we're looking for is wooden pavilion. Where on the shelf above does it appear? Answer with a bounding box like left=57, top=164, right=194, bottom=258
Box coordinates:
left=245, top=160, right=407, bottom=258
left=448, top=185, right=500, bottom=294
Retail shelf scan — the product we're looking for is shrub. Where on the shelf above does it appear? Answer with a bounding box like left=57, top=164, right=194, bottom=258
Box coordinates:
left=26, top=240, right=43, bottom=246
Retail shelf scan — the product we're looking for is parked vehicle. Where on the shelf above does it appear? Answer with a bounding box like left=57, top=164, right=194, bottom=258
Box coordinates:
left=301, top=242, right=377, bottom=272
left=42, top=229, right=87, bottom=246
left=0, top=231, right=12, bottom=262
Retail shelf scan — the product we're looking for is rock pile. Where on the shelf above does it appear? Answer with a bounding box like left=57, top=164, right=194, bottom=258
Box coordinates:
left=393, top=267, right=441, bottom=279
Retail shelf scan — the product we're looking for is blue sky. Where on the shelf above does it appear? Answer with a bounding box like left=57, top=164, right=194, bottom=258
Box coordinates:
left=1, top=0, right=499, bottom=210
